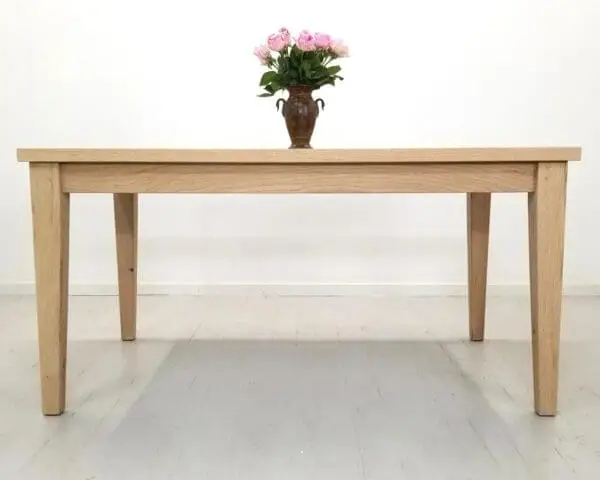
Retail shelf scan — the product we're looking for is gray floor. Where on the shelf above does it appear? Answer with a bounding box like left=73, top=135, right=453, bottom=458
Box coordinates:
left=2, top=294, right=600, bottom=479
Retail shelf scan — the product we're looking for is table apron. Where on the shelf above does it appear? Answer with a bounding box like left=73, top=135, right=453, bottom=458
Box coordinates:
left=59, top=162, right=537, bottom=194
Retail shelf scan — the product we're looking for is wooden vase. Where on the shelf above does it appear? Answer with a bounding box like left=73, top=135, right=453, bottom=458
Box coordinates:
left=276, top=85, right=325, bottom=149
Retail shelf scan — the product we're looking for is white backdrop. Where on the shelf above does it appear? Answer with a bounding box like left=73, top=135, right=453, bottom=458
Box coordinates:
left=0, top=0, right=598, bottom=293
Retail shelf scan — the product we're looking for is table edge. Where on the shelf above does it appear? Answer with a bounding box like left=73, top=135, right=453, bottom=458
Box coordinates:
left=17, top=147, right=582, bottom=163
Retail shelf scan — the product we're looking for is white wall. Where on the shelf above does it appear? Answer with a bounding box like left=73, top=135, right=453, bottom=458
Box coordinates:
left=1, top=0, right=599, bottom=292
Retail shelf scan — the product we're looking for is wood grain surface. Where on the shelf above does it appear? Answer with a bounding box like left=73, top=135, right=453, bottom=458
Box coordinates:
left=17, top=147, right=582, bottom=164
left=60, top=163, right=537, bottom=194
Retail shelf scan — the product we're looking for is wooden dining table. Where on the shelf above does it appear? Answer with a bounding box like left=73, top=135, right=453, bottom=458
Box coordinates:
left=17, top=147, right=581, bottom=417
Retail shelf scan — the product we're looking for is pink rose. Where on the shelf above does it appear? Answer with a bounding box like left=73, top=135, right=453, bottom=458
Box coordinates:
left=267, top=31, right=289, bottom=52
left=278, top=27, right=291, bottom=44
left=253, top=45, right=271, bottom=65
left=330, top=39, right=349, bottom=57
left=296, top=30, right=316, bottom=51
left=314, top=32, right=332, bottom=49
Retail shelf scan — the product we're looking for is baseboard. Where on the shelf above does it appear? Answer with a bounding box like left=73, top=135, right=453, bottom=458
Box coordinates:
left=1, top=282, right=599, bottom=297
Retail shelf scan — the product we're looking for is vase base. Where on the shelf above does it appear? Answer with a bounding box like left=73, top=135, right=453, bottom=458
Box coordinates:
left=289, top=145, right=313, bottom=149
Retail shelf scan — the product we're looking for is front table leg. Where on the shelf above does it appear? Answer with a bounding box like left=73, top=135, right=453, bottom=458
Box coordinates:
left=528, top=162, right=567, bottom=416
left=30, top=163, right=70, bottom=415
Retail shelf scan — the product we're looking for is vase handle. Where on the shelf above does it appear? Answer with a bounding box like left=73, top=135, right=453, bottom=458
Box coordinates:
left=315, top=98, right=325, bottom=116
left=276, top=98, right=286, bottom=116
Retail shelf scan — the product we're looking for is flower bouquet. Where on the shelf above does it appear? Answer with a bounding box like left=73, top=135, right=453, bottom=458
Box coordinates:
left=254, top=28, right=348, bottom=148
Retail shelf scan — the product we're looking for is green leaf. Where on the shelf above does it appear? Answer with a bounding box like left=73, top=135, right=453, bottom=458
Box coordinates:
left=266, top=81, right=283, bottom=94
left=300, top=60, right=310, bottom=80
left=259, top=71, right=277, bottom=86
left=286, top=69, right=297, bottom=81
left=327, top=65, right=342, bottom=75
left=258, top=92, right=274, bottom=97
left=311, top=65, right=328, bottom=79
left=278, top=56, right=288, bottom=74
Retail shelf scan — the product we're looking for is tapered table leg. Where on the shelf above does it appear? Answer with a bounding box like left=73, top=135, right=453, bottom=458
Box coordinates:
left=114, top=193, right=138, bottom=341
left=467, top=193, right=491, bottom=342
left=528, top=162, right=567, bottom=416
left=30, top=163, right=70, bottom=415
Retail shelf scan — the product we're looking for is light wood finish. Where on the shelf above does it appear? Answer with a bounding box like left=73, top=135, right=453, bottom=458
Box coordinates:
left=528, top=162, right=568, bottom=416
left=29, top=163, right=70, bottom=415
left=467, top=193, right=491, bottom=342
left=114, top=193, right=138, bottom=341
left=61, top=163, right=537, bottom=194
left=20, top=147, right=580, bottom=416
left=17, top=147, right=581, bottom=164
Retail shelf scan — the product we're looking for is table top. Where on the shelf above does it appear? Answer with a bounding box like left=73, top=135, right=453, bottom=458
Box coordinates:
left=17, top=147, right=582, bottom=164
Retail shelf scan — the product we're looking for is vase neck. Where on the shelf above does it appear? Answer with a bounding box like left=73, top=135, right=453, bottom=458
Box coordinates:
left=287, top=85, right=313, bottom=96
